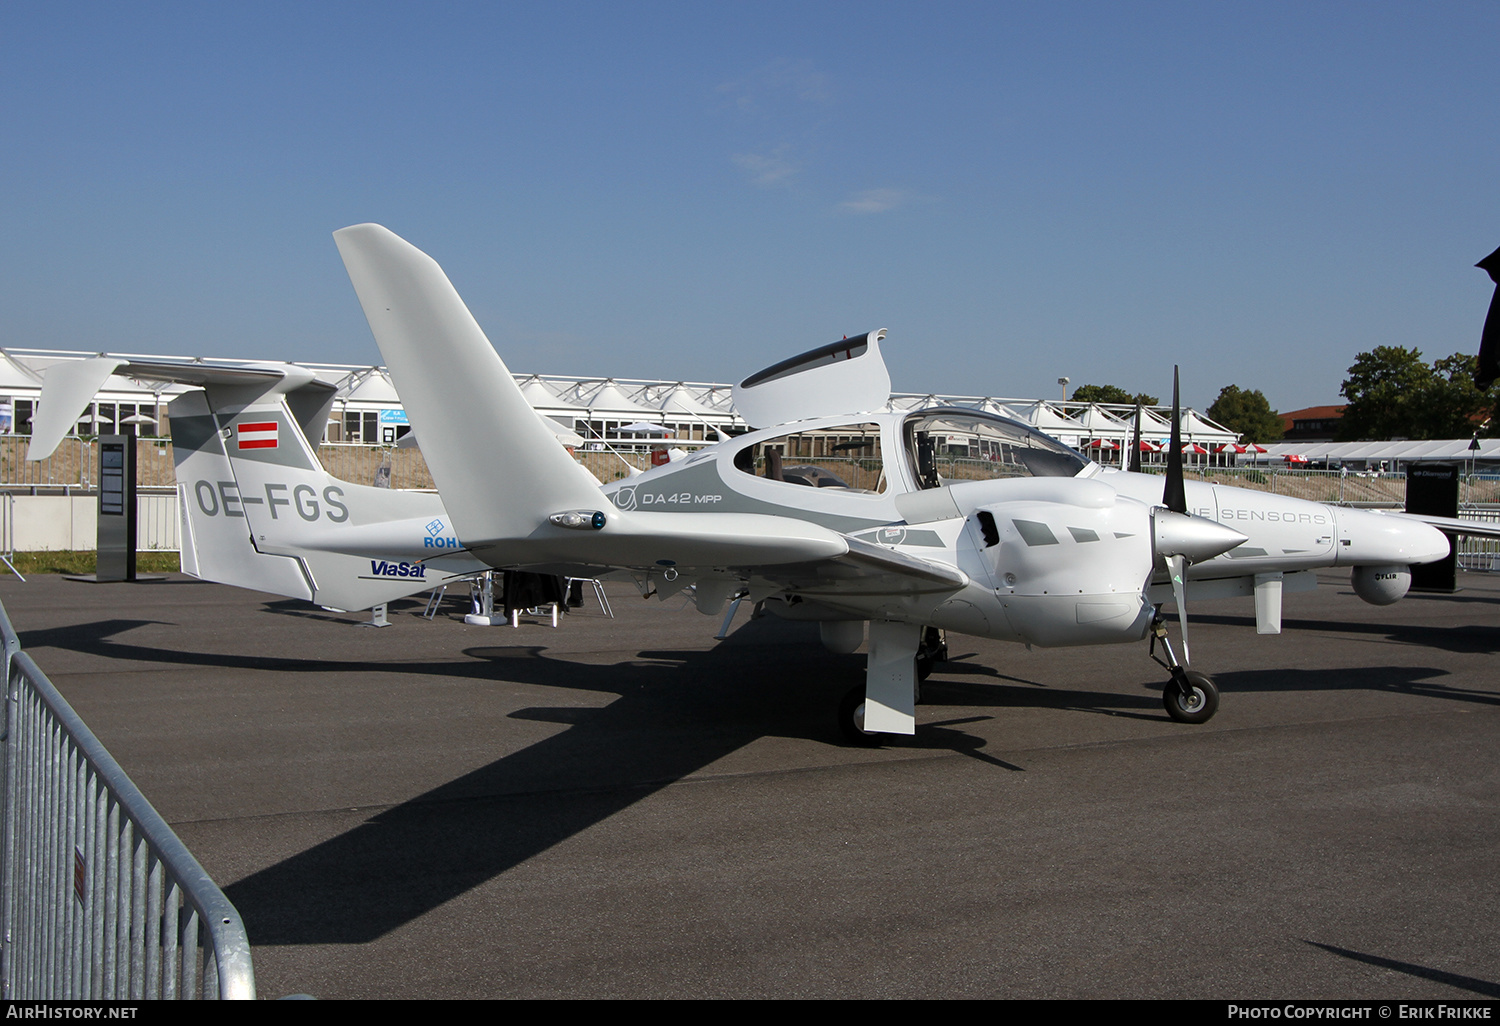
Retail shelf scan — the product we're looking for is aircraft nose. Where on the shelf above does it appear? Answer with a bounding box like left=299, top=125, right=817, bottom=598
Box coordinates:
left=1333, top=506, right=1451, bottom=566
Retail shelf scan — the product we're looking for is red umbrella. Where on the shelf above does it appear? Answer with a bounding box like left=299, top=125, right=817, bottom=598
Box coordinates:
left=1216, top=443, right=1248, bottom=453
left=1086, top=438, right=1119, bottom=449
left=1181, top=443, right=1208, bottom=455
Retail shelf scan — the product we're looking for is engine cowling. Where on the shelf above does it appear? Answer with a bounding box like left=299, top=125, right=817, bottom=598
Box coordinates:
left=972, top=494, right=1157, bottom=647
left=1350, top=564, right=1411, bottom=605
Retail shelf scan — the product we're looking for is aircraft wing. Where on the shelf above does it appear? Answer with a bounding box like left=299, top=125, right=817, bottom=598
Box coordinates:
left=465, top=518, right=968, bottom=600
left=748, top=536, right=968, bottom=598
left=334, top=223, right=973, bottom=604
left=1376, top=510, right=1500, bottom=541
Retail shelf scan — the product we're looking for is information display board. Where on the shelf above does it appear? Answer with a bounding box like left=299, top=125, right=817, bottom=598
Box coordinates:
left=96, top=435, right=137, bottom=582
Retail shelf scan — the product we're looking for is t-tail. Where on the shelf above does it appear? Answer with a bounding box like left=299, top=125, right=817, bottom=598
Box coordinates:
left=27, top=358, right=487, bottom=610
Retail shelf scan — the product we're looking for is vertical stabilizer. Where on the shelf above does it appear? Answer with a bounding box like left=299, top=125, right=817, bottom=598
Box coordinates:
left=169, top=390, right=316, bottom=599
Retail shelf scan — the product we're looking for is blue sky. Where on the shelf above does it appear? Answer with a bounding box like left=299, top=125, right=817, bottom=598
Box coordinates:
left=3, top=1, right=1497, bottom=412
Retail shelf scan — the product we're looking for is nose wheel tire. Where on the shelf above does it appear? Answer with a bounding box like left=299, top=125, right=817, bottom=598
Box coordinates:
left=839, top=685, right=885, bottom=747
left=1163, top=670, right=1219, bottom=724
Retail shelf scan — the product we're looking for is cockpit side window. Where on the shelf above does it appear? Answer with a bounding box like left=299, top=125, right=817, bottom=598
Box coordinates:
left=903, top=410, right=1089, bottom=488
left=733, top=423, right=886, bottom=493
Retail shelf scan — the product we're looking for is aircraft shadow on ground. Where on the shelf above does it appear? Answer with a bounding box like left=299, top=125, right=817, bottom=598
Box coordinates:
left=1305, top=941, right=1500, bottom=997
left=20, top=611, right=1495, bottom=946
left=1205, top=662, right=1500, bottom=708
left=13, top=613, right=926, bottom=943
left=1191, top=612, right=1500, bottom=655
left=927, top=658, right=1498, bottom=719
left=18, top=610, right=1169, bottom=943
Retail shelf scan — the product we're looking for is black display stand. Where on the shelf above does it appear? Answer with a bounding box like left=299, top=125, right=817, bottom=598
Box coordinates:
left=1405, top=463, right=1458, bottom=592
left=96, top=435, right=137, bottom=582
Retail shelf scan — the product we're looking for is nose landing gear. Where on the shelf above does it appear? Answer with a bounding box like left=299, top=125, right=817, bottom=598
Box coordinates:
left=1149, top=613, right=1219, bottom=724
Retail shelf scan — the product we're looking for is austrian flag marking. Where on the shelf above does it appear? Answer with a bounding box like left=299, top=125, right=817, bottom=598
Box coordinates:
left=237, top=421, right=278, bottom=450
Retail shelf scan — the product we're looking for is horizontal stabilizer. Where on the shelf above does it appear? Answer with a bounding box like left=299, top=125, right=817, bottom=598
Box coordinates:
left=28, top=358, right=126, bottom=460
left=27, top=357, right=336, bottom=460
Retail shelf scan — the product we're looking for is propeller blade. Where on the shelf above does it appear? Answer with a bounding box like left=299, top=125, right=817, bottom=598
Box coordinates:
left=1163, top=366, right=1187, bottom=514
left=1151, top=508, right=1246, bottom=670
left=1128, top=402, right=1143, bottom=473
left=1166, top=552, right=1191, bottom=665
left=1477, top=245, right=1500, bottom=391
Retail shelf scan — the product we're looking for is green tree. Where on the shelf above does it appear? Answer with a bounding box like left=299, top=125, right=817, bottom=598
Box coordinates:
left=1070, top=383, right=1159, bottom=406
left=1336, top=346, right=1432, bottom=441
left=1337, top=347, right=1498, bottom=441
left=1420, top=353, right=1496, bottom=439
left=1206, top=385, right=1284, bottom=443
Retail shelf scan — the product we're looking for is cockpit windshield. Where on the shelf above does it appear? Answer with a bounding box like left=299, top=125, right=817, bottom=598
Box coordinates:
left=903, top=409, right=1089, bottom=489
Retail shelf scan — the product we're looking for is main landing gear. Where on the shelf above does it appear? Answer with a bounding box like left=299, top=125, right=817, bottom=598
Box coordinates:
left=839, top=684, right=882, bottom=747
left=838, top=624, right=947, bottom=746
left=1149, top=612, right=1219, bottom=725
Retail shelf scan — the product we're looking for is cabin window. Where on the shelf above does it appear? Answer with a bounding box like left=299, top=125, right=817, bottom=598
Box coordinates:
left=733, top=423, right=886, bottom=493
left=343, top=411, right=380, bottom=444
left=903, top=410, right=1088, bottom=489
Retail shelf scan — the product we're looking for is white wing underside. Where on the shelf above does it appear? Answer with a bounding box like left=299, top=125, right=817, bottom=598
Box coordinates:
left=484, top=532, right=968, bottom=599
left=1378, top=510, right=1500, bottom=541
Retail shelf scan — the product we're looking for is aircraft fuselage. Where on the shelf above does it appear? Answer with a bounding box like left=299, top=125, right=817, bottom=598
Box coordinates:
left=597, top=408, right=1447, bottom=650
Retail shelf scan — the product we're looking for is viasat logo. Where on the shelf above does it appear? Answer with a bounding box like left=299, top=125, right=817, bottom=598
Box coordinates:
left=369, top=560, right=426, bottom=579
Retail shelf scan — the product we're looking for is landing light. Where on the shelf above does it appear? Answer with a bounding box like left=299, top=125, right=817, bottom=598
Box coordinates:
left=550, top=510, right=607, bottom=530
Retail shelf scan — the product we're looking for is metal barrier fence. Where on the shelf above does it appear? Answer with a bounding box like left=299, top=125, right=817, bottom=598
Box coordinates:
left=310, top=444, right=435, bottom=490
left=1455, top=506, right=1500, bottom=571
left=138, top=490, right=181, bottom=552
left=0, top=602, right=255, bottom=999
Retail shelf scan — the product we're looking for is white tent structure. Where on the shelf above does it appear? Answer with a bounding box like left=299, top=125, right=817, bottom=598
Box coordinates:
left=1010, top=402, right=1088, bottom=447
left=970, top=397, right=1027, bottom=421
left=517, top=375, right=587, bottom=413
left=0, top=347, right=1249, bottom=458
left=1074, top=404, right=1129, bottom=436
left=1258, top=438, right=1500, bottom=471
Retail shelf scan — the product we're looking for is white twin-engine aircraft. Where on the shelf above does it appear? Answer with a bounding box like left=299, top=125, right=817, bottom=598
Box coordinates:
left=29, top=224, right=1466, bottom=743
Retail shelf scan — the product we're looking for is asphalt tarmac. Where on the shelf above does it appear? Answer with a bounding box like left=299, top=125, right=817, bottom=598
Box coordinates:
left=1, top=569, right=1497, bottom=1000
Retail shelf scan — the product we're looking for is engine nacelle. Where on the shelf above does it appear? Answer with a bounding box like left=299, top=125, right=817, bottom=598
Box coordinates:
left=1350, top=564, right=1411, bottom=606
